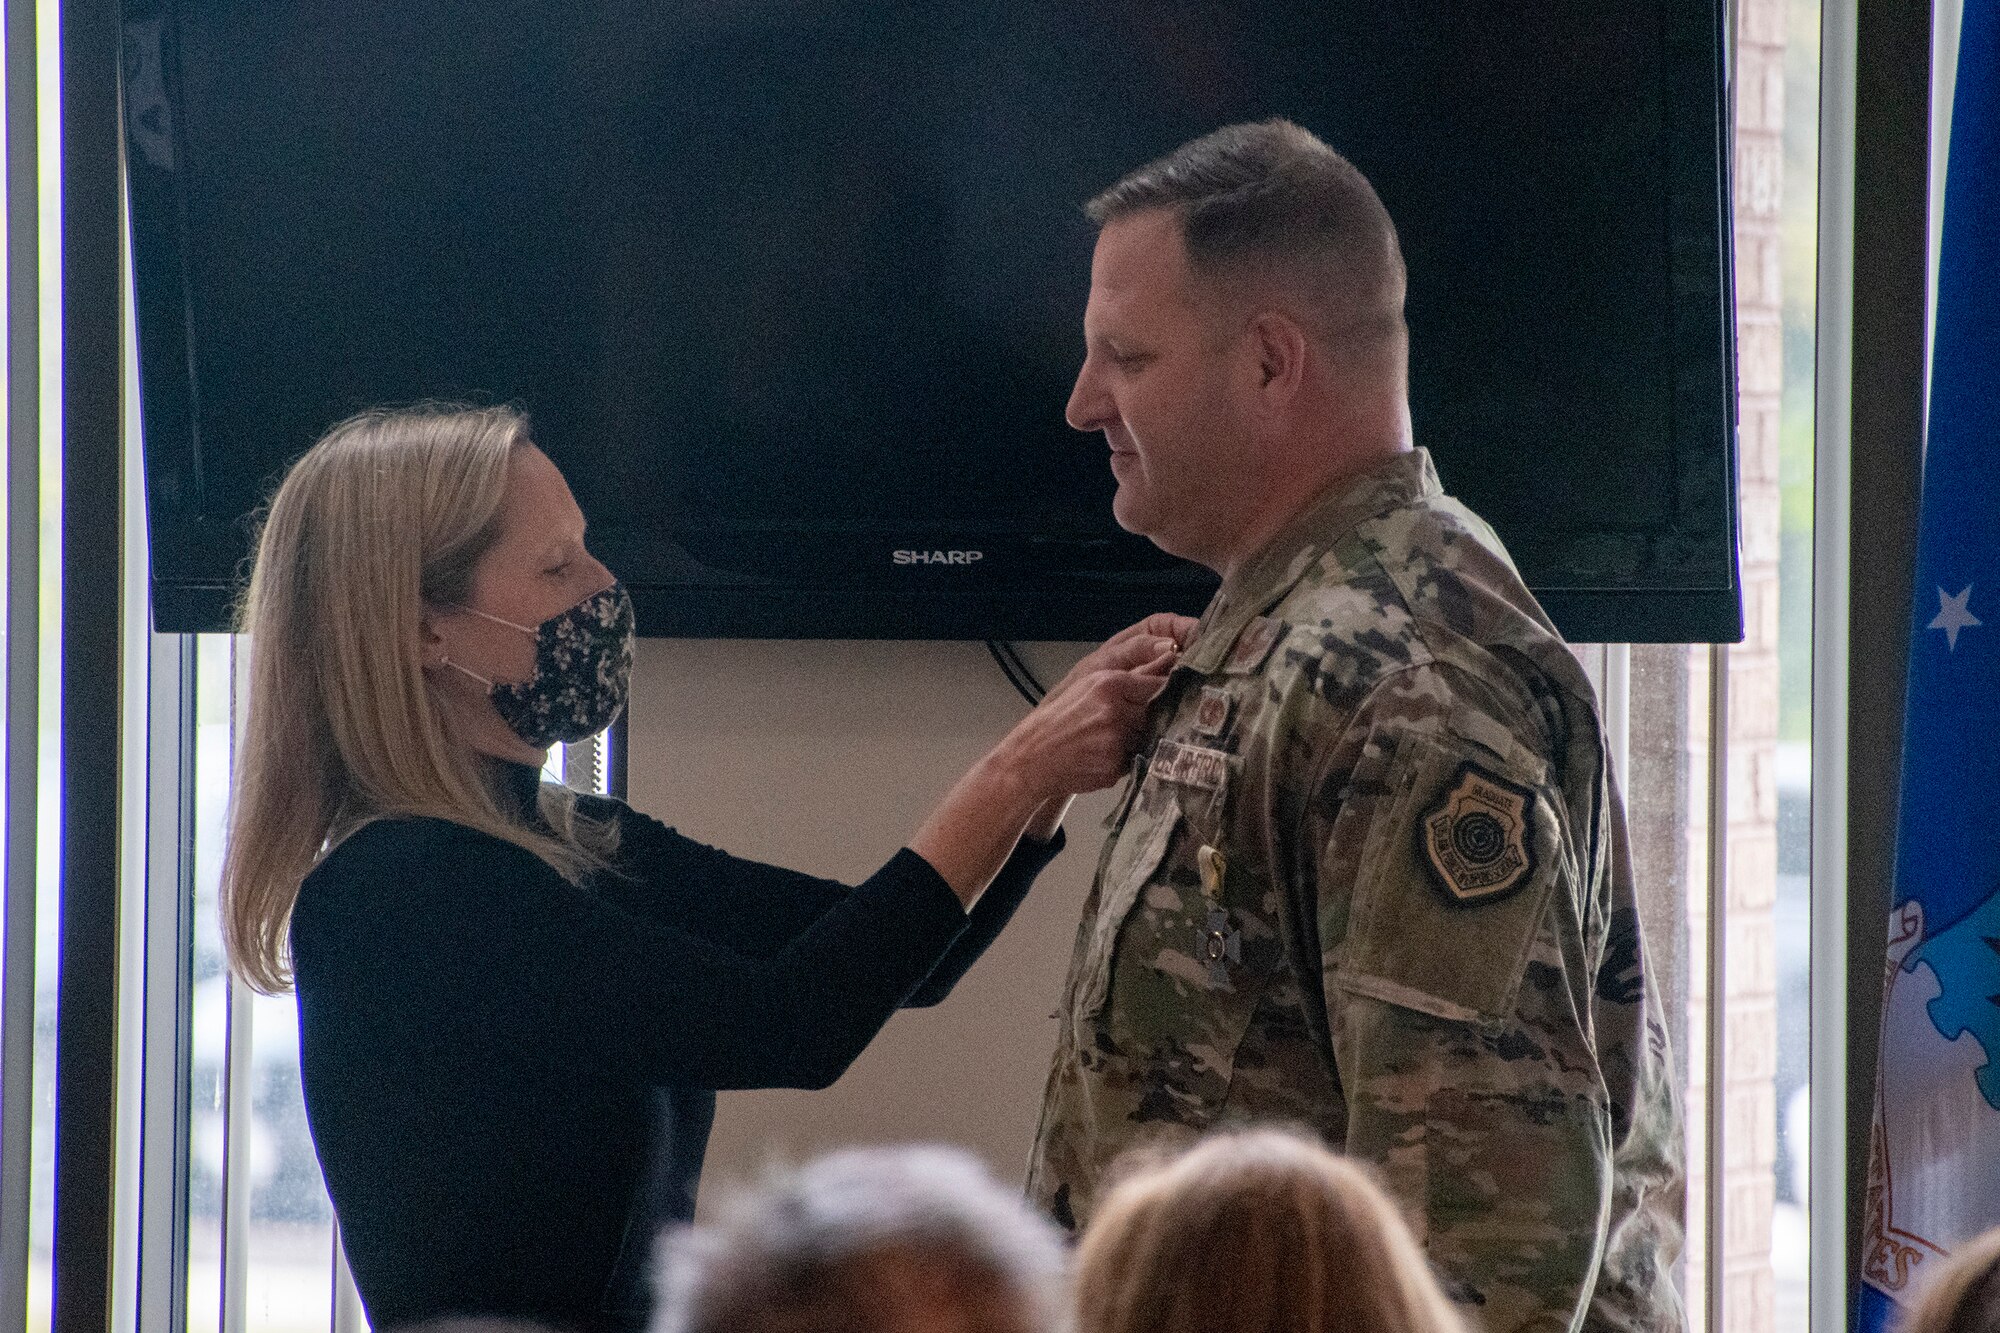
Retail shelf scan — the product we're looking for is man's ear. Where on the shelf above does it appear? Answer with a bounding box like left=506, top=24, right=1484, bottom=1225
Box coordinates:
left=1248, top=311, right=1309, bottom=404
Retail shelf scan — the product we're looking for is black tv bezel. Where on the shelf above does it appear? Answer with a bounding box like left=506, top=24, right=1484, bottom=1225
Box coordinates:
left=123, top=0, right=1741, bottom=645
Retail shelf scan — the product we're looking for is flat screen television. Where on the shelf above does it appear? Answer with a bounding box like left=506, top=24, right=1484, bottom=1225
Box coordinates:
left=124, top=0, right=1741, bottom=643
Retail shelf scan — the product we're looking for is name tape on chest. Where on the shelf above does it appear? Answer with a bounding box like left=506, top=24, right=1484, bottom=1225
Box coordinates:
left=1420, top=763, right=1536, bottom=904
left=1150, top=739, right=1231, bottom=794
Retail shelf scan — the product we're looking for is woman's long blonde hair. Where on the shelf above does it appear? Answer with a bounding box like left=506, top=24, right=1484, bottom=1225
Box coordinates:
left=1074, top=1129, right=1468, bottom=1333
left=221, top=403, right=612, bottom=994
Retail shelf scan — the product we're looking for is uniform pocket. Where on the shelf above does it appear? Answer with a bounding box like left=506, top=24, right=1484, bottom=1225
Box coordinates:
left=1333, top=726, right=1568, bottom=1027
left=1076, top=777, right=1184, bottom=1020
left=1094, top=814, right=1280, bottom=1127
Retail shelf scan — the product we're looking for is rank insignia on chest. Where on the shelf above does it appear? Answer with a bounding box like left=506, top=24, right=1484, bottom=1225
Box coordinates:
left=1193, top=686, right=1235, bottom=740
left=1420, top=763, right=1536, bottom=904
left=1197, top=908, right=1243, bottom=986
left=1224, top=616, right=1286, bottom=674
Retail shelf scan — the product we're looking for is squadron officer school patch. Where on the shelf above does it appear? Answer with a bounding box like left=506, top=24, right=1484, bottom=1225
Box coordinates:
left=1420, top=763, right=1535, bottom=904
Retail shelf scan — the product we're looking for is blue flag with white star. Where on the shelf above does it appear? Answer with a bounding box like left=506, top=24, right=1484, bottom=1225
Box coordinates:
left=1859, top=4, right=2000, bottom=1328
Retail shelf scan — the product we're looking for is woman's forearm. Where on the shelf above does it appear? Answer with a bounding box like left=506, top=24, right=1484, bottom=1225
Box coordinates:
left=910, top=657, right=1164, bottom=906
left=1024, top=795, right=1074, bottom=844
left=908, top=750, right=1048, bottom=908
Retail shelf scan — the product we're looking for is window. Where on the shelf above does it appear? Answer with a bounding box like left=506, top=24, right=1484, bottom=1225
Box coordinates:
left=0, top=3, right=1834, bottom=1331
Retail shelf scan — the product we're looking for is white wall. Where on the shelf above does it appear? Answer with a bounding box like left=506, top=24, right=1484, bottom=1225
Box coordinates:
left=624, top=637, right=1114, bottom=1210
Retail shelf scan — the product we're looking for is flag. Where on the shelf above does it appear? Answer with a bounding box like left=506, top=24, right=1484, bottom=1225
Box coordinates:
left=1860, top=3, right=2000, bottom=1328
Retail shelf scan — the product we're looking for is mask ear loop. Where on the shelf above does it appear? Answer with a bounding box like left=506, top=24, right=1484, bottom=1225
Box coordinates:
left=453, top=604, right=538, bottom=636
left=439, top=656, right=497, bottom=690
left=434, top=603, right=538, bottom=692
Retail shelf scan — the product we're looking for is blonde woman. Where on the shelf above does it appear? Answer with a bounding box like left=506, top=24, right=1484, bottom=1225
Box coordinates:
left=1074, top=1129, right=1467, bottom=1333
left=1896, top=1229, right=2000, bottom=1333
left=223, top=404, right=1188, bottom=1333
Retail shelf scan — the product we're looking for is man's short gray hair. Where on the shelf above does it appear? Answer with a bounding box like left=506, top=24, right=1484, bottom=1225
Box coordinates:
left=650, top=1145, right=1070, bottom=1333
left=1087, top=118, right=1407, bottom=358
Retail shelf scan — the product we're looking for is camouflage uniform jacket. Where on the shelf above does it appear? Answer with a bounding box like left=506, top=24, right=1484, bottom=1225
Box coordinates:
left=1028, top=449, right=1684, bottom=1333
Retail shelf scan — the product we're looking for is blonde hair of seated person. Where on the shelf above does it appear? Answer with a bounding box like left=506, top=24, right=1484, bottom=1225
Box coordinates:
left=1898, top=1228, right=2000, bottom=1333
left=1074, top=1129, right=1466, bottom=1333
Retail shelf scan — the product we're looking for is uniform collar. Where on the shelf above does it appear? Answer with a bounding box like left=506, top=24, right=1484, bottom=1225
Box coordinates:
left=1179, top=448, right=1441, bottom=675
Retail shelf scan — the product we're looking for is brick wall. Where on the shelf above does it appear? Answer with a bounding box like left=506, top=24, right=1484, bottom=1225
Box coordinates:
left=1677, top=4, right=1788, bottom=1328
left=1697, top=2, right=1789, bottom=1329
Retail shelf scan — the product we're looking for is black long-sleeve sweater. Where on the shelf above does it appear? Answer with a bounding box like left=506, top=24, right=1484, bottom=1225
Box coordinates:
left=289, top=760, right=1060, bottom=1333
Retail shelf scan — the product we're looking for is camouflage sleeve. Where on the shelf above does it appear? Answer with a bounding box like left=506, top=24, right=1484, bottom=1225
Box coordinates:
left=1308, top=665, right=1617, bottom=1333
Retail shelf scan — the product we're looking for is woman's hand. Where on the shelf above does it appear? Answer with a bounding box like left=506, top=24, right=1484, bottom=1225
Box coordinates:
left=1018, top=613, right=1196, bottom=840
left=1040, top=613, right=1199, bottom=707
left=911, top=646, right=1178, bottom=905
left=993, top=652, right=1174, bottom=803
left=909, top=613, right=1197, bottom=905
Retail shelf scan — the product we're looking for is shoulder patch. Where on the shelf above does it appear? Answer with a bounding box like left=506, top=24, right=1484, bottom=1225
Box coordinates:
left=1419, top=763, right=1536, bottom=904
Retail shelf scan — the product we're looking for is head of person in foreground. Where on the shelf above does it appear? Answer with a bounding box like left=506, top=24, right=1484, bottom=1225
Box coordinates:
left=651, top=1144, right=1070, bottom=1333
left=1073, top=1128, right=1467, bottom=1333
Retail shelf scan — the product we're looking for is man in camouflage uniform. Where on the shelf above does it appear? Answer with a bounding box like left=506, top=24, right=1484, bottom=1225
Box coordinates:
left=1028, top=120, right=1685, bottom=1333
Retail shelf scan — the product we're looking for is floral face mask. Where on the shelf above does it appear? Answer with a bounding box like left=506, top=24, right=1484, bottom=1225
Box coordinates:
left=444, top=583, right=636, bottom=748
